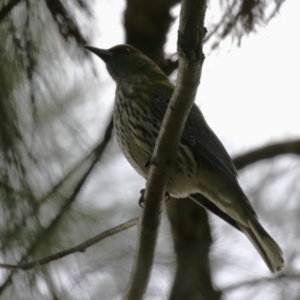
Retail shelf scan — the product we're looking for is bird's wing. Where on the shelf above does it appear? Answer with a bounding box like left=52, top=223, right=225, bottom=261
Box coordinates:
left=189, top=193, right=241, bottom=231
left=151, top=91, right=255, bottom=216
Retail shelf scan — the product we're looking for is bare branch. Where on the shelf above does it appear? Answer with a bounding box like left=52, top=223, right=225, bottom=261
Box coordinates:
left=222, top=273, right=300, bottom=293
left=0, top=218, right=138, bottom=271
left=233, top=140, right=300, bottom=170
left=123, top=1, right=207, bottom=299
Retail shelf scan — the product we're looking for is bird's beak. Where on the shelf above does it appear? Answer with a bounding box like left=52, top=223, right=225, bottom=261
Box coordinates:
left=84, top=46, right=113, bottom=61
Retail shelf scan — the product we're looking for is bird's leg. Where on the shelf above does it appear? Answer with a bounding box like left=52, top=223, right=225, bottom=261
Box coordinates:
left=138, top=189, right=171, bottom=208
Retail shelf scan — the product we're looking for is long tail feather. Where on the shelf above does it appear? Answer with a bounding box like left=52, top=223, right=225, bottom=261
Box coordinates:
left=239, top=217, right=284, bottom=273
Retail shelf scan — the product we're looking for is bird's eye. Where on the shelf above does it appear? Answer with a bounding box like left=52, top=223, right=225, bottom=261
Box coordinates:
left=122, top=47, right=131, bottom=54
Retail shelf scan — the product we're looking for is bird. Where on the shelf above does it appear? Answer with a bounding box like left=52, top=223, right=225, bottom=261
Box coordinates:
left=84, top=44, right=284, bottom=273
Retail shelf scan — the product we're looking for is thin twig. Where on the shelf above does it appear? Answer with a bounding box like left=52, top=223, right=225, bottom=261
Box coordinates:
left=1, top=117, right=114, bottom=254
left=0, top=218, right=138, bottom=271
left=222, top=273, right=300, bottom=293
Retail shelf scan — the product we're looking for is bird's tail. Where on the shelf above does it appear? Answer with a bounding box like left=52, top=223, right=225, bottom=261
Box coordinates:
left=239, top=216, right=284, bottom=273
left=190, top=194, right=284, bottom=272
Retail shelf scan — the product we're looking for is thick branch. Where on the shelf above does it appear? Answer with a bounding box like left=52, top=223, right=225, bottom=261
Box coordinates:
left=233, top=140, right=300, bottom=170
left=167, top=198, right=221, bottom=300
left=124, top=0, right=179, bottom=75
left=123, top=1, right=207, bottom=299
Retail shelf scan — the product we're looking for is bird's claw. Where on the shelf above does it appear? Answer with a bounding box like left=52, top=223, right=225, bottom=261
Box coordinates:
left=139, top=189, right=145, bottom=208
left=138, top=189, right=171, bottom=208
left=164, top=191, right=171, bottom=202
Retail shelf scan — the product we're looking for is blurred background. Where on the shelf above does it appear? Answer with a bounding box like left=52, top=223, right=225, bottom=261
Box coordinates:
left=0, top=0, right=299, bottom=299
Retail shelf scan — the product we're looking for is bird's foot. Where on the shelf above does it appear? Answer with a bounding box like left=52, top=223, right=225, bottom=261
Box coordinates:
left=139, top=189, right=145, bottom=208
left=138, top=189, right=171, bottom=208
left=164, top=191, right=171, bottom=202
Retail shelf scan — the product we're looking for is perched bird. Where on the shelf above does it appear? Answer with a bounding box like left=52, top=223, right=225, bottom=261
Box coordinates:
left=85, top=44, right=284, bottom=273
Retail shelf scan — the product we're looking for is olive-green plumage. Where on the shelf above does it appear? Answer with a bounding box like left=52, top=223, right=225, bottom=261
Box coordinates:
left=85, top=44, right=284, bottom=273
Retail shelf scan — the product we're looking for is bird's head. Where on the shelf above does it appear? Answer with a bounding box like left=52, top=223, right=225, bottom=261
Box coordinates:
left=84, top=44, right=162, bottom=83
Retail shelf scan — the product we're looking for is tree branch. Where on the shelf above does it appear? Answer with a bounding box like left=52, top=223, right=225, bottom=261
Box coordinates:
left=233, top=140, right=300, bottom=170
left=0, top=0, right=22, bottom=23
left=123, top=1, right=207, bottom=299
left=124, top=0, right=179, bottom=75
left=222, top=273, right=300, bottom=293
left=167, top=198, right=221, bottom=300
left=0, top=218, right=138, bottom=271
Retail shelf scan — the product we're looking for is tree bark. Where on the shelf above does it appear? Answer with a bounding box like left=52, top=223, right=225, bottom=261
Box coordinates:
left=167, top=198, right=221, bottom=300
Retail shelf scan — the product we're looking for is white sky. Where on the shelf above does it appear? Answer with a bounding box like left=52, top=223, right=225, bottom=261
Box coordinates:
left=168, top=1, right=300, bottom=155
